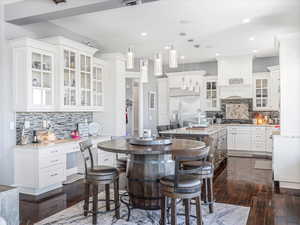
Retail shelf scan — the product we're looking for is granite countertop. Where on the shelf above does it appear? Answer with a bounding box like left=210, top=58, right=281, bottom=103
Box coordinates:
left=159, top=126, right=224, bottom=136
left=0, top=185, right=15, bottom=193
left=14, top=135, right=111, bottom=149
left=160, top=124, right=280, bottom=136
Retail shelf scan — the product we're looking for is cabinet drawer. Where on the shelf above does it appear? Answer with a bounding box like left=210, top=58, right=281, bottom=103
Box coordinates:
left=39, top=155, right=66, bottom=169
left=39, top=165, right=65, bottom=188
left=40, top=147, right=63, bottom=159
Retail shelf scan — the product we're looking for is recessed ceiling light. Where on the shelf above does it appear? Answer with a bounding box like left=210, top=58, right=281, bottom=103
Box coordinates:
left=179, top=32, right=187, bottom=36
left=216, top=53, right=220, bottom=56
left=179, top=20, right=191, bottom=24
left=249, top=36, right=255, bottom=41
left=252, top=50, right=258, bottom=53
left=187, top=39, right=194, bottom=42
left=242, top=18, right=251, bottom=24
left=194, top=44, right=200, bottom=48
left=180, top=56, right=185, bottom=60
left=140, top=32, right=148, bottom=36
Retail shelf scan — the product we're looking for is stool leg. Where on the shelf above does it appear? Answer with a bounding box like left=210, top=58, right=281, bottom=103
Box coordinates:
left=208, top=177, right=214, bottom=213
left=195, top=196, right=203, bottom=225
left=92, top=184, right=98, bottom=225
left=84, top=183, right=90, bottom=216
left=184, top=199, right=191, bottom=225
left=171, top=199, right=177, bottom=225
left=204, top=178, right=209, bottom=204
left=114, top=179, right=120, bottom=219
left=105, top=184, right=110, bottom=211
left=160, top=196, right=167, bottom=225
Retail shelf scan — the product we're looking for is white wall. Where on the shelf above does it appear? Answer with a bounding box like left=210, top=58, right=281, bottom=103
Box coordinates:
left=279, top=33, right=300, bottom=137
left=0, top=3, right=16, bottom=185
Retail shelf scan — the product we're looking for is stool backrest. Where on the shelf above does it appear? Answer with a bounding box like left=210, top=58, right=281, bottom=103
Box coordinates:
left=173, top=146, right=209, bottom=192
left=79, top=139, right=94, bottom=176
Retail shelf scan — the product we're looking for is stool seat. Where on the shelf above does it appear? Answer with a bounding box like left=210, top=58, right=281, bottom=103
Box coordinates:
left=160, top=175, right=201, bottom=188
left=89, top=166, right=118, bottom=175
left=182, top=161, right=213, bottom=176
left=116, top=157, right=128, bottom=163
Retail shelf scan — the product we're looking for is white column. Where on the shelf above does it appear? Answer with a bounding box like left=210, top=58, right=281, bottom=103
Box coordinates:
left=138, top=80, right=144, bottom=137
left=95, top=53, right=126, bottom=136
left=279, top=33, right=300, bottom=136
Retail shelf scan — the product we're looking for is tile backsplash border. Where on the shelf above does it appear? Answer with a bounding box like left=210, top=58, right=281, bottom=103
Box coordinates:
left=16, top=112, right=93, bottom=144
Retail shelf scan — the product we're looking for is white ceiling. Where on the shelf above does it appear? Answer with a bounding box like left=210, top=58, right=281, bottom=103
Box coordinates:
left=48, top=0, right=300, bottom=63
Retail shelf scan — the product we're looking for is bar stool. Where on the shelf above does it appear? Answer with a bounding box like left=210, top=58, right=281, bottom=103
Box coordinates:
left=111, top=136, right=130, bottom=173
left=182, top=152, right=215, bottom=213
left=79, top=140, right=120, bottom=225
left=159, top=146, right=209, bottom=225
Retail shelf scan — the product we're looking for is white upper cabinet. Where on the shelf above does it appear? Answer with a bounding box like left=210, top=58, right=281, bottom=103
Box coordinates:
left=92, top=58, right=105, bottom=111
left=11, top=38, right=56, bottom=112
left=253, top=69, right=280, bottom=111
left=203, top=76, right=220, bottom=111
left=42, top=36, right=98, bottom=111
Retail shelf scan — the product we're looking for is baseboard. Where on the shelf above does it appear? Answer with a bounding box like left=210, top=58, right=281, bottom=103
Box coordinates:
left=228, top=150, right=272, bottom=159
left=280, top=181, right=300, bottom=190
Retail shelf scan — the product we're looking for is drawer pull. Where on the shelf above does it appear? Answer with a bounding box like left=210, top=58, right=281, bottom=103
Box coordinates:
left=50, top=173, right=59, bottom=177
left=51, top=159, right=59, bottom=163
left=50, top=150, right=58, bottom=154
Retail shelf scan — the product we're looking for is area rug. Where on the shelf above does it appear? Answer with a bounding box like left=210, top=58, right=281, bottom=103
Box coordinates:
left=254, top=159, right=272, bottom=170
left=35, top=192, right=250, bottom=225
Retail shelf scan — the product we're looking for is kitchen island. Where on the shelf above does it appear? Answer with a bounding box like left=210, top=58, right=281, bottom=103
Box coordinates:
left=160, top=125, right=227, bottom=171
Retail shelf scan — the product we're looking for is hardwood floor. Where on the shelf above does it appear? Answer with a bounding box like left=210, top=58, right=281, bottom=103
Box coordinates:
left=19, top=157, right=300, bottom=225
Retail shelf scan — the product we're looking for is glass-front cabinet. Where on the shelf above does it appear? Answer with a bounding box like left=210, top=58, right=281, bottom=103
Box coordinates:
left=92, top=58, right=105, bottom=110
left=80, top=54, right=92, bottom=107
left=204, top=77, right=219, bottom=111
left=11, top=37, right=100, bottom=112
left=253, top=73, right=271, bottom=110
left=63, top=49, right=77, bottom=106
left=11, top=38, right=56, bottom=112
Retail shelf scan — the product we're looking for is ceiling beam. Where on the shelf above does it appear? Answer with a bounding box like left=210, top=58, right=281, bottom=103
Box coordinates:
left=5, top=0, right=159, bottom=25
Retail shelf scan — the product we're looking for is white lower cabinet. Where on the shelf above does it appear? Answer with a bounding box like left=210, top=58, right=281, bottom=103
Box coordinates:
left=227, top=125, right=275, bottom=154
left=14, top=136, right=113, bottom=195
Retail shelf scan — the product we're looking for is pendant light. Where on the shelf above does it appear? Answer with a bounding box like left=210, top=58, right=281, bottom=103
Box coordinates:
left=126, top=47, right=134, bottom=69
left=181, top=77, right=187, bottom=90
left=188, top=79, right=193, bottom=91
left=140, top=59, right=148, bottom=83
left=169, top=45, right=178, bottom=68
left=154, top=53, right=163, bottom=76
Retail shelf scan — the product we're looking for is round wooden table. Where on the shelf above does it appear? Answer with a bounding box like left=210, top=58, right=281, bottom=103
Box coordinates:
left=97, top=139, right=206, bottom=210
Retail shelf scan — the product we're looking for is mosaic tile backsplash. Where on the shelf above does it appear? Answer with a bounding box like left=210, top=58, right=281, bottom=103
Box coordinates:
left=16, top=112, right=93, bottom=144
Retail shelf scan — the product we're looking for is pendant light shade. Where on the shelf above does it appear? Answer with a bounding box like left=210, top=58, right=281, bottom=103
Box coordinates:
left=126, top=47, right=134, bottom=69
left=140, top=59, right=148, bottom=83
left=154, top=53, right=163, bottom=76
left=169, top=46, right=178, bottom=68
left=181, top=77, right=187, bottom=90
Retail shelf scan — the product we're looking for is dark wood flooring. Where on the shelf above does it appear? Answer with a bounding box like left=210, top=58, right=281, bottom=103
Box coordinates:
left=20, top=157, right=300, bottom=225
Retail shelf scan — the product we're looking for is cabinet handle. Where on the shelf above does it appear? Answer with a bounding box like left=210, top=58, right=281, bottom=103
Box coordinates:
left=50, top=173, right=58, bottom=177
left=51, top=159, right=59, bottom=163
left=51, top=150, right=58, bottom=154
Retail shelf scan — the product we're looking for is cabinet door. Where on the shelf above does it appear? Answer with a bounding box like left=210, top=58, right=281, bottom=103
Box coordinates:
left=92, top=65, right=103, bottom=108
left=227, top=132, right=236, bottom=150
left=236, top=132, right=252, bottom=150
left=31, top=51, right=54, bottom=106
left=63, top=49, right=77, bottom=106
left=80, top=55, right=92, bottom=106
left=253, top=74, right=271, bottom=111
left=205, top=80, right=219, bottom=110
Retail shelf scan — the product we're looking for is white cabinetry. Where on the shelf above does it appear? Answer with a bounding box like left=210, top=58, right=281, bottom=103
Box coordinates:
left=92, top=58, right=105, bottom=111
left=43, top=36, right=98, bottom=111
left=15, top=146, right=66, bottom=195
left=227, top=125, right=275, bottom=155
left=11, top=38, right=56, bottom=112
left=203, top=76, right=220, bottom=111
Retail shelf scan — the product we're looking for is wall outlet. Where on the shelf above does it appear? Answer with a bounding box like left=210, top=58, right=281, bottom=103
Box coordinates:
left=42, top=120, right=47, bottom=128
left=9, top=121, right=15, bottom=130
left=24, top=121, right=30, bottom=129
